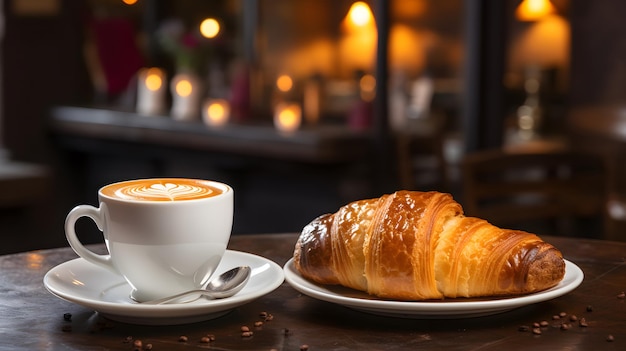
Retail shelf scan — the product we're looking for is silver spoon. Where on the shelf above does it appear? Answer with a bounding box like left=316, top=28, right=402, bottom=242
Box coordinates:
left=141, top=266, right=251, bottom=305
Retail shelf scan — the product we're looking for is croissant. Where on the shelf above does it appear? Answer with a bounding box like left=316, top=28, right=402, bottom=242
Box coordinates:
left=293, top=191, right=565, bottom=300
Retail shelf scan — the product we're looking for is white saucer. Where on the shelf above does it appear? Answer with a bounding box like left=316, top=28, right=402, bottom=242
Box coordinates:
left=284, top=259, right=583, bottom=319
left=44, top=250, right=284, bottom=325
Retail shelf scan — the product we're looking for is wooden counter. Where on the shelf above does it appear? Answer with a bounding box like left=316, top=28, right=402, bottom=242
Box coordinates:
left=48, top=106, right=372, bottom=164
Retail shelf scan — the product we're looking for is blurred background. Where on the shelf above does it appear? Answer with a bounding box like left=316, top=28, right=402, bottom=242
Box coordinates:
left=2, top=0, right=625, bottom=254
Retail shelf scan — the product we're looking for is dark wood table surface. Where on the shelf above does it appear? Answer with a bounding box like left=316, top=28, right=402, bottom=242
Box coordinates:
left=1, top=233, right=625, bottom=350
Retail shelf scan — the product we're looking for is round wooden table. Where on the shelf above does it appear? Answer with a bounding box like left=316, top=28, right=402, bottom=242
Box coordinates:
left=1, top=233, right=625, bottom=350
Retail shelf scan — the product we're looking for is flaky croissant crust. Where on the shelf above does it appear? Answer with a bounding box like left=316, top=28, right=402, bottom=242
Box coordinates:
left=293, top=191, right=565, bottom=300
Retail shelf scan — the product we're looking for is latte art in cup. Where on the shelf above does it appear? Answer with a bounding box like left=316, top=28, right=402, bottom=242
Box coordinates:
left=101, top=178, right=224, bottom=201
left=65, top=178, right=233, bottom=302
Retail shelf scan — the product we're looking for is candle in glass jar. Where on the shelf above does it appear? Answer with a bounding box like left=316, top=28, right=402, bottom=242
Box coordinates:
left=274, top=102, right=302, bottom=133
left=136, top=67, right=166, bottom=115
left=202, top=99, right=230, bottom=127
left=170, top=73, right=202, bottom=121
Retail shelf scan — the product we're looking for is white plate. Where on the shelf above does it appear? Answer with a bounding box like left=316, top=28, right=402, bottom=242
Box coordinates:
left=44, top=250, right=284, bottom=325
left=284, top=258, right=583, bottom=319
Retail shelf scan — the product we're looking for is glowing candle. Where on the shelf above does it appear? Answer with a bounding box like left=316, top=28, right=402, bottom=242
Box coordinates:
left=136, top=67, right=166, bottom=115
left=170, top=73, right=202, bottom=121
left=274, top=102, right=302, bottom=133
left=202, top=99, right=230, bottom=127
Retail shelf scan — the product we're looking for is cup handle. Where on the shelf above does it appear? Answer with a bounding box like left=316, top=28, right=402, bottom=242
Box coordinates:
left=64, top=204, right=118, bottom=274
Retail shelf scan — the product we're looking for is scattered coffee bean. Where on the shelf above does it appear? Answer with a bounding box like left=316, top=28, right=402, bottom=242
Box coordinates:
left=570, top=315, right=578, bottom=321
left=540, top=321, right=549, bottom=327
left=518, top=325, right=530, bottom=332
left=617, top=292, right=625, bottom=299
left=133, top=340, right=142, bottom=349
left=607, top=334, right=615, bottom=342
left=300, top=345, right=309, bottom=351
left=144, top=344, right=152, bottom=350
left=61, top=325, right=72, bottom=332
left=241, top=326, right=250, bottom=332
left=241, top=331, right=253, bottom=337
left=265, top=313, right=274, bottom=321
left=259, top=311, right=268, bottom=318
left=559, top=312, right=567, bottom=318
left=200, top=336, right=211, bottom=343
left=579, top=318, right=588, bottom=327
left=552, top=315, right=560, bottom=320
left=205, top=334, right=216, bottom=341
left=532, top=322, right=540, bottom=328
left=586, top=305, right=593, bottom=312
left=63, top=313, right=72, bottom=321
left=123, top=336, right=133, bottom=343
left=532, top=328, right=542, bottom=335
left=178, top=335, right=188, bottom=342
left=560, top=323, right=570, bottom=330
left=254, top=321, right=264, bottom=327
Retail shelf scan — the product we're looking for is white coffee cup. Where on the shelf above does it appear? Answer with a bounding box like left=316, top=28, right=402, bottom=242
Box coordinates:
left=65, top=178, right=233, bottom=302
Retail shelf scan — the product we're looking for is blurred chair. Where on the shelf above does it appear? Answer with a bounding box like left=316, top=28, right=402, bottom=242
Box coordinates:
left=460, top=148, right=607, bottom=237
left=395, top=112, right=448, bottom=191
left=0, top=159, right=51, bottom=255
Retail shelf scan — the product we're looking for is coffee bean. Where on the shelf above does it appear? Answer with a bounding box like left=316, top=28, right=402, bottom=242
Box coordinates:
left=607, top=334, right=615, bottom=342
left=552, top=315, right=560, bottom=320
left=518, top=325, right=530, bottom=332
left=133, top=340, right=142, bottom=349
left=123, top=336, right=133, bottom=343
left=241, top=326, right=250, bottom=332
left=178, top=335, right=188, bottom=342
left=570, top=315, right=578, bottom=321
left=241, top=331, right=253, bottom=337
left=259, top=311, right=268, bottom=318
left=560, top=323, right=570, bottom=330
left=533, top=322, right=540, bottom=328
left=144, top=344, right=153, bottom=350
left=559, top=312, right=567, bottom=318
left=540, top=321, right=549, bottom=327
left=579, top=318, right=588, bottom=327
left=63, top=313, right=72, bottom=321
left=617, top=292, right=625, bottom=299
left=206, top=334, right=216, bottom=341
left=300, top=345, right=309, bottom=351
left=200, top=336, right=211, bottom=343
left=532, top=328, right=542, bottom=335
left=254, top=321, right=264, bottom=327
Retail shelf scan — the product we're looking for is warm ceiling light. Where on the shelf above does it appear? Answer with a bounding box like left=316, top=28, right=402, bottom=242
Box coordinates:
left=200, top=18, right=220, bottom=38
left=515, top=0, right=556, bottom=21
left=348, top=2, right=373, bottom=27
left=122, top=0, right=138, bottom=5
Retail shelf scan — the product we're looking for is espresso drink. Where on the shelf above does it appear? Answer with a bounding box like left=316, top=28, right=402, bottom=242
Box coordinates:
left=66, top=177, right=233, bottom=302
left=101, top=178, right=224, bottom=201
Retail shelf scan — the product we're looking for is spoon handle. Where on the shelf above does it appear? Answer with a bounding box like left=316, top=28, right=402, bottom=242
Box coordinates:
left=141, top=289, right=216, bottom=305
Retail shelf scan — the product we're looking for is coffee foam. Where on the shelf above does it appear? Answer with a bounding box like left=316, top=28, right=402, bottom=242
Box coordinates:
left=101, top=179, right=224, bottom=201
